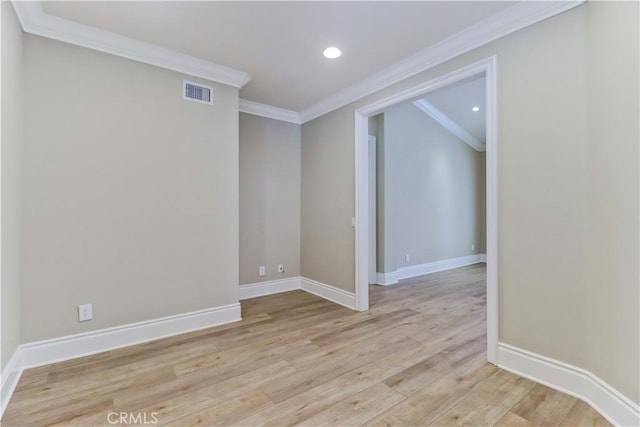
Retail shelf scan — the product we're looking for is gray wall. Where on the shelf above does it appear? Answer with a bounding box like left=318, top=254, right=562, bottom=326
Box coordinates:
left=378, top=101, right=485, bottom=274
left=239, top=113, right=301, bottom=285
left=300, top=2, right=639, bottom=403
left=584, top=1, right=639, bottom=404
left=1, top=1, right=24, bottom=371
left=21, top=35, right=240, bottom=342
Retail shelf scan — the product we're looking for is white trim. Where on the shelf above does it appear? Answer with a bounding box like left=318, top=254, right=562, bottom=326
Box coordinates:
left=355, top=107, right=370, bottom=311
left=498, top=343, right=640, bottom=427
left=0, top=350, right=22, bottom=417
left=20, top=304, right=241, bottom=369
left=9, top=1, right=583, bottom=118
left=376, top=254, right=487, bottom=286
left=354, top=56, right=499, bottom=363
left=10, top=1, right=250, bottom=88
left=301, top=277, right=357, bottom=310
left=375, top=271, right=399, bottom=287
left=239, top=99, right=301, bottom=124
left=484, top=57, right=499, bottom=365
left=397, top=254, right=486, bottom=280
left=300, top=1, right=583, bottom=123
left=239, top=277, right=301, bottom=300
left=413, top=99, right=485, bottom=152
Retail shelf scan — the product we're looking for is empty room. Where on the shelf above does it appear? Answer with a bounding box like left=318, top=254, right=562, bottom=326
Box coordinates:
left=1, top=1, right=638, bottom=426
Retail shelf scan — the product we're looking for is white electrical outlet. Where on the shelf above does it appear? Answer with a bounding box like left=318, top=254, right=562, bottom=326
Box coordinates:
left=78, top=303, right=93, bottom=322
left=405, top=253, right=410, bottom=263
left=259, top=265, right=266, bottom=276
left=278, top=264, right=285, bottom=273
left=471, top=244, right=475, bottom=252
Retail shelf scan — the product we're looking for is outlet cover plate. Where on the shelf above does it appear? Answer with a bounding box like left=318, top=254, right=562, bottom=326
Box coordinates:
left=78, top=303, right=93, bottom=322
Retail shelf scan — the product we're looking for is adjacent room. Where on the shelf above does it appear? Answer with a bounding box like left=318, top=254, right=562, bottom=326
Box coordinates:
left=1, top=1, right=638, bottom=426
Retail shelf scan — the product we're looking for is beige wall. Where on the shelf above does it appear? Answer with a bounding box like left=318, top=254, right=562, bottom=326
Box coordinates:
left=239, top=113, right=301, bottom=285
left=379, top=101, right=486, bottom=273
left=584, top=2, right=639, bottom=403
left=374, top=114, right=389, bottom=273
left=300, top=2, right=639, bottom=404
left=301, top=109, right=355, bottom=291
left=1, top=2, right=24, bottom=370
left=21, top=35, right=240, bottom=342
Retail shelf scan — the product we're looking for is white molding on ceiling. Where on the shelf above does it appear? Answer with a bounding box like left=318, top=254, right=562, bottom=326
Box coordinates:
left=299, top=0, right=584, bottom=123
left=10, top=1, right=251, bottom=88
left=413, top=99, right=485, bottom=152
left=10, top=0, right=584, bottom=118
left=239, top=99, right=302, bottom=125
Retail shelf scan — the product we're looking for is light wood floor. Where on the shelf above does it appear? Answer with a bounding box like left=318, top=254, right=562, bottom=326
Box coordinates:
left=3, top=264, right=609, bottom=427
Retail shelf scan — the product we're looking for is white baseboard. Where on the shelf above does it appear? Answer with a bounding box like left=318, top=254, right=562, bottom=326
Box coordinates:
left=498, top=343, right=640, bottom=427
left=239, top=277, right=301, bottom=300
left=241, top=276, right=357, bottom=311
left=0, top=303, right=241, bottom=418
left=375, top=271, right=399, bottom=286
left=301, top=277, right=357, bottom=310
left=375, top=254, right=486, bottom=286
left=1, top=349, right=23, bottom=416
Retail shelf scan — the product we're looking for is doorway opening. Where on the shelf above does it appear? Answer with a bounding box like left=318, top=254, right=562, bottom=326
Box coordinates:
left=354, top=57, right=498, bottom=364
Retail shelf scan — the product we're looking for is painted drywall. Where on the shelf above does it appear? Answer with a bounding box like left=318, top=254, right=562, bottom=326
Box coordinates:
left=367, top=116, right=378, bottom=137
left=21, top=35, right=240, bottom=342
left=301, top=1, right=638, bottom=405
left=373, top=114, right=387, bottom=273
left=301, top=108, right=355, bottom=290
left=239, top=113, right=301, bottom=284
left=1, top=1, right=23, bottom=370
left=378, top=101, right=486, bottom=273
left=584, top=1, right=639, bottom=403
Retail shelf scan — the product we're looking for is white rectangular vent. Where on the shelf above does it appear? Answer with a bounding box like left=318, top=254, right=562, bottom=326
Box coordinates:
left=183, top=80, right=213, bottom=105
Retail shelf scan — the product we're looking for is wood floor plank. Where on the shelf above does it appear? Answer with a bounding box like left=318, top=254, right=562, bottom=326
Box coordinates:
left=2, top=264, right=610, bottom=427
left=511, top=383, right=577, bottom=426
left=4, top=365, right=176, bottom=415
left=162, top=389, right=273, bottom=427
left=295, top=383, right=405, bottom=427
left=383, top=333, right=486, bottom=396
left=495, top=411, right=536, bottom=426
left=428, top=369, right=536, bottom=426
left=560, top=400, right=612, bottom=427
left=262, top=333, right=418, bottom=403
left=364, top=353, right=496, bottom=427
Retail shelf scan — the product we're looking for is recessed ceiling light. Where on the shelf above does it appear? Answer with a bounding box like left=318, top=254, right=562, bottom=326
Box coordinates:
left=323, top=47, right=342, bottom=59
left=472, top=106, right=480, bottom=112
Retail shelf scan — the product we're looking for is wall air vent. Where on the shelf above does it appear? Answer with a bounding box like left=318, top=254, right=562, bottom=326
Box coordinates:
left=183, top=80, right=213, bottom=105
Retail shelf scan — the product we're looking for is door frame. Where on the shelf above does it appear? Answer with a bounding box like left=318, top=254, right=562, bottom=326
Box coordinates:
left=353, top=56, right=499, bottom=364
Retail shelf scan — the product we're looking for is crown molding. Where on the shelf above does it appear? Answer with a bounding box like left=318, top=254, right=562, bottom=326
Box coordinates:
left=239, top=99, right=301, bottom=124
left=414, top=99, right=485, bottom=152
left=10, top=1, right=251, bottom=88
left=11, top=0, right=584, bottom=118
left=299, top=0, right=584, bottom=123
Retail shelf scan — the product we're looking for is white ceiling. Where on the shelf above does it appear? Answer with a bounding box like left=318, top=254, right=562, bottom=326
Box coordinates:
left=42, top=1, right=514, bottom=112
left=424, top=76, right=486, bottom=143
